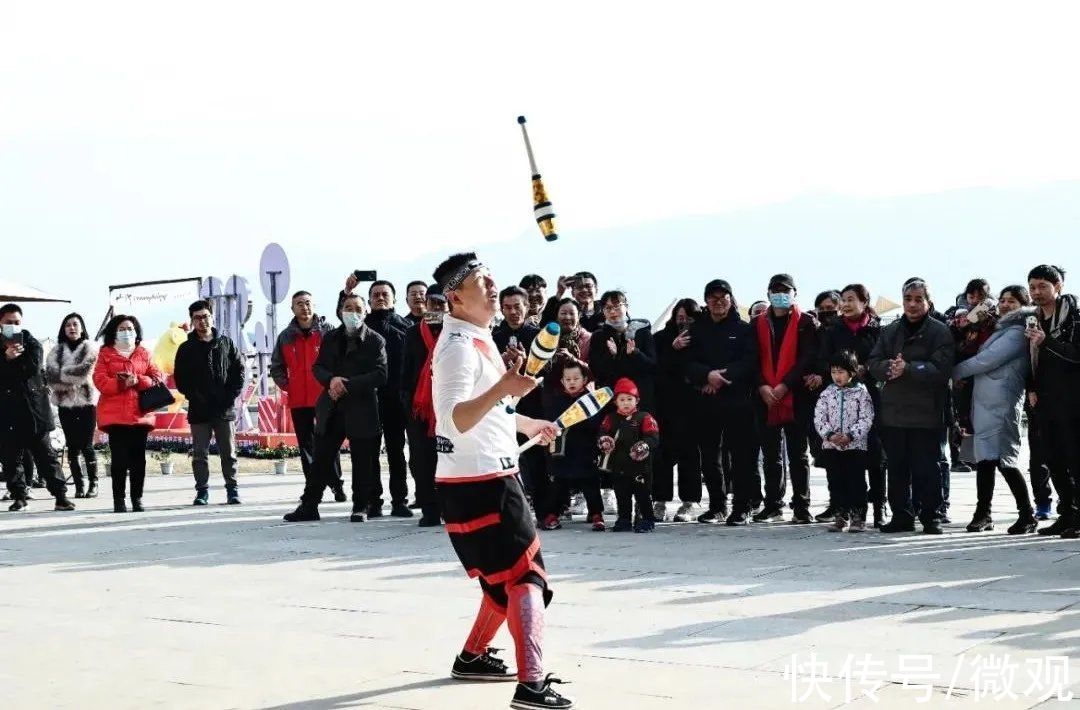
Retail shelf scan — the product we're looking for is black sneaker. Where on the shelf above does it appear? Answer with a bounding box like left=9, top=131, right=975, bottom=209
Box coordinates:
left=880, top=519, right=915, bottom=533
left=391, top=502, right=414, bottom=518
left=331, top=485, right=347, bottom=503
left=950, top=462, right=973, bottom=473
left=8, top=499, right=28, bottom=512
left=418, top=514, right=442, bottom=527
left=1007, top=514, right=1037, bottom=535
left=923, top=522, right=944, bottom=535
left=1062, top=526, right=1080, bottom=539
left=814, top=506, right=836, bottom=523
left=510, top=674, right=574, bottom=709
left=752, top=506, right=784, bottom=523
left=54, top=497, right=76, bottom=511
left=367, top=503, right=384, bottom=518
left=350, top=510, right=368, bottom=523
left=451, top=648, right=515, bottom=681
left=966, top=512, right=993, bottom=532
left=696, top=509, right=724, bottom=524
left=790, top=510, right=813, bottom=525
left=1038, top=517, right=1072, bottom=536
left=283, top=505, right=320, bottom=522
left=725, top=510, right=750, bottom=526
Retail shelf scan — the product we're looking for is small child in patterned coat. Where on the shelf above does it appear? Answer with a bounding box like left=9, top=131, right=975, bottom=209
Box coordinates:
left=813, top=350, right=875, bottom=532
left=598, top=377, right=660, bottom=533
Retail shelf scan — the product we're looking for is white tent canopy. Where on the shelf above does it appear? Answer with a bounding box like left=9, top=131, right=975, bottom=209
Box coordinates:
left=0, top=278, right=69, bottom=303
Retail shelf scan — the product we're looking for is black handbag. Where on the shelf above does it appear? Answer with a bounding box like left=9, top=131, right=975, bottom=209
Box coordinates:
left=138, top=382, right=176, bottom=413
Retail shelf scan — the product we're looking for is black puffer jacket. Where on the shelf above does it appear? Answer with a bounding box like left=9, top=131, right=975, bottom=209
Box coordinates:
left=681, top=310, right=755, bottom=412
left=589, top=320, right=658, bottom=411
left=0, top=330, right=55, bottom=436
left=174, top=329, right=246, bottom=425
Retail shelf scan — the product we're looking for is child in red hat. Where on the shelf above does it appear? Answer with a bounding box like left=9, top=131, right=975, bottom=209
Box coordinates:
left=598, top=377, right=660, bottom=532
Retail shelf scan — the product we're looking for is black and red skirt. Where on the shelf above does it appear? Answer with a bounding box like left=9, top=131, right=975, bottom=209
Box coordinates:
left=439, top=474, right=550, bottom=607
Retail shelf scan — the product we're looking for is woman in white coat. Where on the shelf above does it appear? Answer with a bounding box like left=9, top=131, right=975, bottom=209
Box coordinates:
left=953, top=286, right=1037, bottom=534
left=45, top=313, right=100, bottom=498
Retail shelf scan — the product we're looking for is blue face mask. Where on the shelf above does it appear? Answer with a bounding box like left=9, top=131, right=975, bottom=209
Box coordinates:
left=115, top=330, right=136, bottom=346
left=769, top=292, right=794, bottom=310
left=342, top=311, right=363, bottom=332
left=606, top=317, right=628, bottom=331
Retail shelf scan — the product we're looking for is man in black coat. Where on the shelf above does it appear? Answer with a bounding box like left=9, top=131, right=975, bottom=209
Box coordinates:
left=749, top=274, right=819, bottom=524
left=682, top=280, right=759, bottom=525
left=361, top=279, right=412, bottom=517
left=0, top=304, right=74, bottom=511
left=285, top=292, right=388, bottom=523
left=174, top=300, right=246, bottom=506
left=492, top=285, right=545, bottom=512
left=1026, top=264, right=1080, bottom=538
left=869, top=279, right=955, bottom=535
left=539, top=271, right=605, bottom=332
left=401, top=285, right=448, bottom=527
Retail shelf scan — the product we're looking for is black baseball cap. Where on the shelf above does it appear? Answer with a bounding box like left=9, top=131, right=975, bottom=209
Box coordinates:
left=426, top=283, right=446, bottom=302
left=768, top=273, right=796, bottom=291
left=703, top=279, right=733, bottom=298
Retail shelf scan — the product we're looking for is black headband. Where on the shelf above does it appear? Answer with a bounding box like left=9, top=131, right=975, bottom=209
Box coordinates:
left=442, top=259, right=484, bottom=292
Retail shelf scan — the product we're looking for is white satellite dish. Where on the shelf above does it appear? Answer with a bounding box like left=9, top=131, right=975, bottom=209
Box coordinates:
left=259, top=243, right=291, bottom=305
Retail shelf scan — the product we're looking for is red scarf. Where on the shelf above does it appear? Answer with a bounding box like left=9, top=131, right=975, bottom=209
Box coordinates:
left=411, top=322, right=439, bottom=436
left=844, top=311, right=870, bottom=334
left=756, top=307, right=801, bottom=425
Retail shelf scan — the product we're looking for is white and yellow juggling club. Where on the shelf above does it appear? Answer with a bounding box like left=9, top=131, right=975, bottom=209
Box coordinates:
left=505, top=322, right=561, bottom=413
left=517, top=115, right=558, bottom=242
left=517, top=386, right=613, bottom=454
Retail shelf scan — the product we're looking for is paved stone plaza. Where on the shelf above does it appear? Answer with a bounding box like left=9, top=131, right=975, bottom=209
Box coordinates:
left=2, top=464, right=1078, bottom=709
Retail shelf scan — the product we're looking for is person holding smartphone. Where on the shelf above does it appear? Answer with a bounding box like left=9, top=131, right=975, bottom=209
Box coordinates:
left=1025, top=264, right=1080, bottom=538
left=1, top=303, right=75, bottom=512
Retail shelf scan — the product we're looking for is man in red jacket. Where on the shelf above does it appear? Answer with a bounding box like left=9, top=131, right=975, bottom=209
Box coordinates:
left=270, top=291, right=345, bottom=500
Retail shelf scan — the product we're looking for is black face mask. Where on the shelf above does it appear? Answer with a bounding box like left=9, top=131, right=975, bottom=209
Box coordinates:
left=817, top=310, right=838, bottom=326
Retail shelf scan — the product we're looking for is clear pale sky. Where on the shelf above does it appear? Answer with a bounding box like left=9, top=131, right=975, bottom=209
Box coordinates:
left=3, top=1, right=1080, bottom=338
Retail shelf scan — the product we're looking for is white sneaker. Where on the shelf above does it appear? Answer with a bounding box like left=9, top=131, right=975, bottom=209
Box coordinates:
left=602, top=489, right=617, bottom=515
left=652, top=501, right=668, bottom=522
left=568, top=493, right=587, bottom=516
left=673, top=501, right=696, bottom=522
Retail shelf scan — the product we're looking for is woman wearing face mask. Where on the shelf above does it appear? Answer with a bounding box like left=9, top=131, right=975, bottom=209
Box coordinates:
left=92, top=315, right=164, bottom=513
left=653, top=298, right=704, bottom=522
left=953, top=286, right=1039, bottom=534
left=804, top=291, right=843, bottom=470
left=45, top=313, right=100, bottom=498
left=586, top=290, right=657, bottom=517
left=588, top=291, right=657, bottom=409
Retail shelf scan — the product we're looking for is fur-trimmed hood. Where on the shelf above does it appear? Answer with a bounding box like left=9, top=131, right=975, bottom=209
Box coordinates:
left=45, top=339, right=99, bottom=408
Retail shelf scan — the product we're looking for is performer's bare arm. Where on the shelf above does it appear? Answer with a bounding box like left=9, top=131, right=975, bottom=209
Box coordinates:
left=451, top=350, right=538, bottom=434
